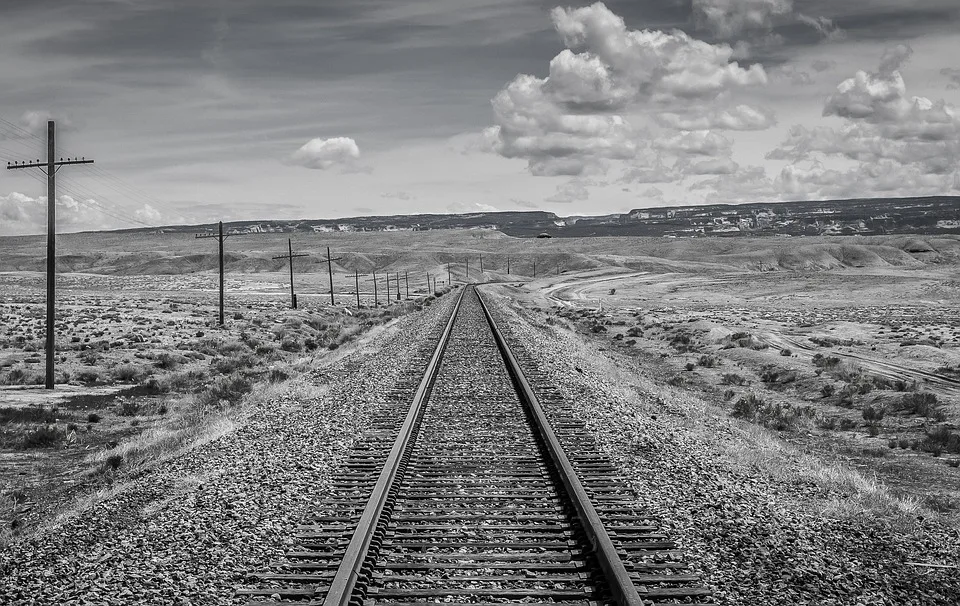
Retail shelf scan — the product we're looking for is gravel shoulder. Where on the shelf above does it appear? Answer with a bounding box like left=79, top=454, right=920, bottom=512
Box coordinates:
left=481, top=285, right=960, bottom=606
left=0, top=292, right=459, bottom=605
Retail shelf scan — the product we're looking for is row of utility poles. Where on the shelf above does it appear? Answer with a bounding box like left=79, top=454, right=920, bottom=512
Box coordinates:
left=191, top=233, right=567, bottom=324
left=2, top=114, right=562, bottom=392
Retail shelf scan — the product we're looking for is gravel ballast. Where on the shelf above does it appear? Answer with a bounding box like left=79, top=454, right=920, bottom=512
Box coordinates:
left=482, top=286, right=960, bottom=606
left=0, top=293, right=458, bottom=605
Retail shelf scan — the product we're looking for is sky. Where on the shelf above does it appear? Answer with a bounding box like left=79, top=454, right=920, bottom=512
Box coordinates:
left=1, top=0, right=959, bottom=234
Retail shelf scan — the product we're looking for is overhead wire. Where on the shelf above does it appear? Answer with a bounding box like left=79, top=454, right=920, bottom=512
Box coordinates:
left=0, top=115, right=179, bottom=229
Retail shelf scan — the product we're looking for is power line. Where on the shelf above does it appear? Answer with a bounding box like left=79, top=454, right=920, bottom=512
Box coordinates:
left=6, top=120, right=94, bottom=390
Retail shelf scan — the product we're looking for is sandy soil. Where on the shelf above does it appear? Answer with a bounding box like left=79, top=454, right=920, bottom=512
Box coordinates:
left=518, top=261, right=960, bottom=517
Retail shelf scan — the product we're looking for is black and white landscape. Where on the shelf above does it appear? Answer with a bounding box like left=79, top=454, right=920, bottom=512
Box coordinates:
left=1, top=2, right=959, bottom=605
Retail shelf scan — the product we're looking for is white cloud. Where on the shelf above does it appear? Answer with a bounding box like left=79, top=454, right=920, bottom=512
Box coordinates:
left=796, top=14, right=845, bottom=41
left=134, top=203, right=162, bottom=224
left=0, top=192, right=162, bottom=235
left=769, top=45, right=960, bottom=199
left=546, top=179, right=591, bottom=203
left=19, top=110, right=76, bottom=135
left=693, top=0, right=792, bottom=39
left=619, top=152, right=677, bottom=184
left=942, top=68, right=960, bottom=89
left=770, top=65, right=813, bottom=86
left=690, top=166, right=778, bottom=201
left=641, top=187, right=664, bottom=201
left=776, top=161, right=949, bottom=199
left=657, top=104, right=775, bottom=130
left=287, top=137, right=361, bottom=170
left=655, top=130, right=734, bottom=157
left=679, top=156, right=740, bottom=175
left=487, top=2, right=767, bottom=177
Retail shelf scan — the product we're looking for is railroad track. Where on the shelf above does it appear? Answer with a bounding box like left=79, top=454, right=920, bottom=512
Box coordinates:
left=241, top=285, right=709, bottom=606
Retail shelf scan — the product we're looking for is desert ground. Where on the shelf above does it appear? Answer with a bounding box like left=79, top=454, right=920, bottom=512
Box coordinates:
left=1, top=228, right=958, bottom=601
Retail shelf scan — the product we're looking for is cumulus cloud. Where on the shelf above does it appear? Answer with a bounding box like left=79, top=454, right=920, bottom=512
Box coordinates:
left=693, top=0, right=792, bottom=39
left=770, top=65, right=813, bottom=86
left=941, top=67, right=960, bottom=89
left=655, top=130, right=734, bottom=157
left=776, top=161, right=948, bottom=199
left=546, top=179, right=591, bottom=203
left=487, top=2, right=767, bottom=177
left=769, top=45, right=960, bottom=199
left=287, top=137, right=361, bottom=170
left=690, top=166, right=778, bottom=201
left=796, top=14, right=845, bottom=41
left=19, top=110, right=76, bottom=135
left=619, top=152, right=677, bottom=184
left=678, top=156, right=740, bottom=175
left=656, top=105, right=775, bottom=130
left=447, top=128, right=501, bottom=154
left=641, top=187, right=665, bottom=201
left=0, top=192, right=161, bottom=236
left=693, top=0, right=843, bottom=48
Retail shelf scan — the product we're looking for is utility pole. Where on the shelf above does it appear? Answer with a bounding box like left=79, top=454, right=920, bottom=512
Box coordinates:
left=373, top=270, right=378, bottom=306
left=479, top=253, right=483, bottom=273
left=7, top=121, right=94, bottom=390
left=447, top=263, right=451, bottom=285
left=319, top=246, right=342, bottom=305
left=466, top=258, right=469, bottom=282
left=395, top=272, right=401, bottom=301
left=533, top=258, right=537, bottom=278
left=426, top=272, right=430, bottom=295
left=385, top=272, right=391, bottom=304
left=196, top=221, right=248, bottom=326
left=404, top=271, right=409, bottom=299
left=355, top=270, right=360, bottom=308
left=272, top=238, right=308, bottom=309
left=507, top=255, right=510, bottom=275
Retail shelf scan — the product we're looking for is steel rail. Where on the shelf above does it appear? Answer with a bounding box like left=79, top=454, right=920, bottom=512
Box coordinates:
left=321, top=286, right=467, bottom=606
left=474, top=286, right=646, bottom=606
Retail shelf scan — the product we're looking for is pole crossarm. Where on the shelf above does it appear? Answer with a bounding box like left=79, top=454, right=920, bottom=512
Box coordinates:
left=7, top=158, right=94, bottom=173
left=195, top=231, right=245, bottom=240
left=4, top=121, right=95, bottom=390
left=272, top=253, right=309, bottom=260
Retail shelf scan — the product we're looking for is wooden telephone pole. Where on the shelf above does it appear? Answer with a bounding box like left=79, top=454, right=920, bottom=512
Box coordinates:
left=320, top=246, right=342, bottom=305
left=196, top=221, right=247, bottom=326
left=372, top=270, right=378, bottom=306
left=355, top=270, right=360, bottom=308
left=6, top=120, right=94, bottom=390
left=272, top=238, right=308, bottom=309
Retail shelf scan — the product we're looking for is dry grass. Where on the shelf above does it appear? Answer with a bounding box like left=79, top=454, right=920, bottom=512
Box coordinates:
left=508, top=293, right=937, bottom=528
left=723, top=424, right=925, bottom=524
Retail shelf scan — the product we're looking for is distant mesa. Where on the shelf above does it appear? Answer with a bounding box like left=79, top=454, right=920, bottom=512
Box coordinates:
left=19, top=195, right=960, bottom=240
